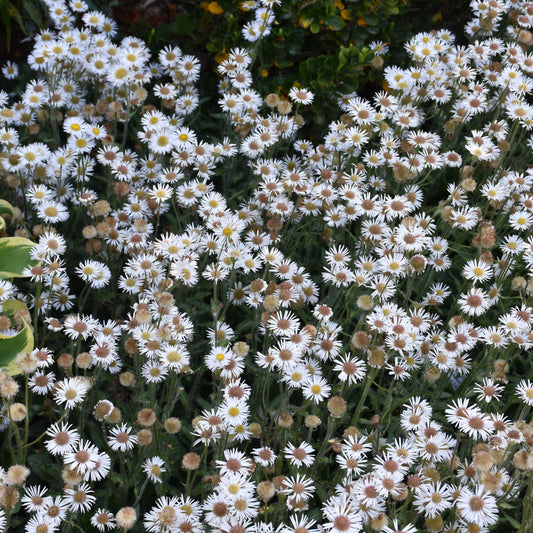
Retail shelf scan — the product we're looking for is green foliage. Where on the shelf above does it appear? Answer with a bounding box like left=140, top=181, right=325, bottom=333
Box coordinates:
left=0, top=236, right=38, bottom=278
left=0, top=201, right=35, bottom=375
left=0, top=199, right=15, bottom=231
left=0, top=200, right=36, bottom=279
left=0, top=0, right=530, bottom=530
left=0, top=0, right=46, bottom=53
left=299, top=45, right=374, bottom=95
left=200, top=0, right=388, bottom=112
left=106, top=0, right=468, bottom=136
left=0, top=301, right=33, bottom=375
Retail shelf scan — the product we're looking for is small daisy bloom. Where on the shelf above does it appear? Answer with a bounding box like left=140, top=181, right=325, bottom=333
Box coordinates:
left=302, top=376, right=331, bottom=403
left=284, top=441, right=315, bottom=467
left=280, top=473, right=316, bottom=503
left=143, top=456, right=166, bottom=483
left=516, top=379, right=533, bottom=406
left=64, top=482, right=96, bottom=512
left=289, top=86, right=314, bottom=105
left=54, top=377, right=90, bottom=409
left=462, top=259, right=493, bottom=284
left=473, top=378, right=503, bottom=403
left=21, top=485, right=50, bottom=513
left=91, top=509, right=116, bottom=531
left=456, top=486, right=498, bottom=526
left=458, top=287, right=490, bottom=317
left=108, top=423, right=138, bottom=452
left=45, top=422, right=80, bottom=455
left=252, top=446, right=277, bottom=467
left=64, top=439, right=100, bottom=474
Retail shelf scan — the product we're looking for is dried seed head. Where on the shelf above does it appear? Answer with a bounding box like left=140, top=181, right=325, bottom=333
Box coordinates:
left=256, top=481, right=275, bottom=502
left=115, top=507, right=137, bottom=529
left=182, top=452, right=200, bottom=470
left=327, top=396, right=347, bottom=418
left=277, top=412, right=293, bottom=429
left=305, top=415, right=321, bottom=429
left=137, top=429, right=153, bottom=447
left=137, top=408, right=157, bottom=427
left=164, top=417, right=182, bottom=434
left=6, top=464, right=30, bottom=486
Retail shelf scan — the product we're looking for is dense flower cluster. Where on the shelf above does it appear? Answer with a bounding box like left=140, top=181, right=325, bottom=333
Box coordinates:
left=1, top=0, right=533, bottom=532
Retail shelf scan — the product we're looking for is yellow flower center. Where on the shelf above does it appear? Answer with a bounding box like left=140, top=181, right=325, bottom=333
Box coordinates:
left=228, top=406, right=240, bottom=417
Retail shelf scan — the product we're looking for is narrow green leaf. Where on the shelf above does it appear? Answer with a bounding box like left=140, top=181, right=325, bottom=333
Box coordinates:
left=22, top=0, right=45, bottom=28
left=8, top=3, right=26, bottom=35
left=499, top=503, right=516, bottom=510
left=504, top=515, right=521, bottom=529
left=0, top=2, right=12, bottom=51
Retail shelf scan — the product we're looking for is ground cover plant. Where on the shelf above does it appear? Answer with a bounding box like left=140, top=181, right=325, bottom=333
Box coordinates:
left=1, top=0, right=533, bottom=532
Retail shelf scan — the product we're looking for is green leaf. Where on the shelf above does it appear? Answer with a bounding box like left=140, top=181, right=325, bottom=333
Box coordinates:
left=170, top=14, right=195, bottom=35
left=309, top=80, right=320, bottom=92
left=365, top=13, right=379, bottom=26
left=0, top=237, right=38, bottom=278
left=328, top=17, right=344, bottom=31
left=0, top=200, right=14, bottom=219
left=317, top=70, right=333, bottom=87
left=8, top=2, right=26, bottom=35
left=0, top=205, right=11, bottom=231
left=0, top=2, right=12, bottom=52
left=28, top=454, right=57, bottom=483
left=110, top=472, right=123, bottom=486
left=84, top=419, right=107, bottom=449
left=504, top=515, right=521, bottom=529
left=310, top=22, right=321, bottom=34
left=0, top=319, right=33, bottom=376
left=499, top=503, right=516, bottom=510
left=324, top=56, right=336, bottom=70
left=22, top=0, right=45, bottom=28
left=339, top=51, right=350, bottom=72
left=275, top=58, right=293, bottom=68
left=1, top=298, right=30, bottom=321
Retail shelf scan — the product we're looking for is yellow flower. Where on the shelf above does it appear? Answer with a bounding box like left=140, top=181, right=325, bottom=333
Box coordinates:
left=340, top=9, right=352, bottom=20
left=214, top=51, right=229, bottom=64
left=208, top=1, right=223, bottom=14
